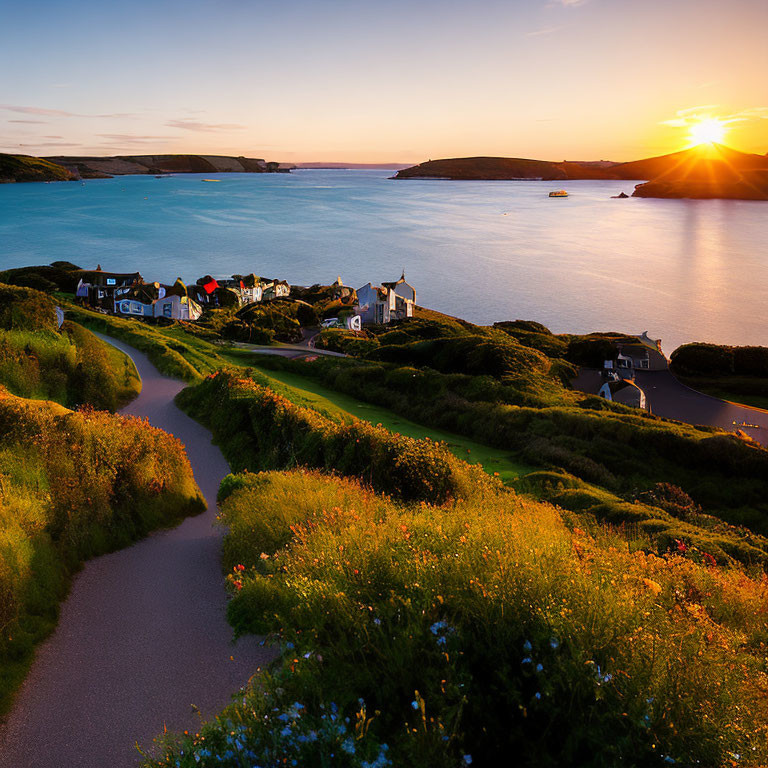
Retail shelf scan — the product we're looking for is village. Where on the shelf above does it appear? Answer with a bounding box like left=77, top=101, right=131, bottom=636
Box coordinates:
left=73, top=265, right=418, bottom=330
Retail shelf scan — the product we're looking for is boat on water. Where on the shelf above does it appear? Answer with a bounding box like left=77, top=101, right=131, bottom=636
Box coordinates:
left=201, top=178, right=221, bottom=183
left=549, top=190, right=568, bottom=198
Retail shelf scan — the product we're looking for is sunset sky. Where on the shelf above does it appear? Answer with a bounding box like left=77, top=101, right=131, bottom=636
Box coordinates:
left=1, top=0, right=766, bottom=163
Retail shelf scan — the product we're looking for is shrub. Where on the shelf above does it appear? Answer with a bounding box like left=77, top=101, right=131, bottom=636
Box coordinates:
left=177, top=371, right=493, bottom=504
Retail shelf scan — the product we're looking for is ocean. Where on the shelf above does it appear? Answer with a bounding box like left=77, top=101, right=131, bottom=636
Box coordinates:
left=1, top=169, right=766, bottom=354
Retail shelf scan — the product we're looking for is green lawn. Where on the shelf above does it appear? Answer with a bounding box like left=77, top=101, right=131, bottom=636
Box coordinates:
left=243, top=354, right=532, bottom=484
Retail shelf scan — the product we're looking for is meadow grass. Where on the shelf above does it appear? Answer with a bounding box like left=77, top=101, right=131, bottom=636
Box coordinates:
left=145, top=469, right=768, bottom=767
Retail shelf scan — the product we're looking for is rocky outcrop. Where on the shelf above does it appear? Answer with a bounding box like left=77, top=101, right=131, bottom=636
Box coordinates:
left=44, top=154, right=290, bottom=178
left=0, top=154, right=74, bottom=183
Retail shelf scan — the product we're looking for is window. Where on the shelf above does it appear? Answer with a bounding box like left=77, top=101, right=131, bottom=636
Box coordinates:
left=163, top=302, right=173, bottom=318
left=106, top=278, right=116, bottom=286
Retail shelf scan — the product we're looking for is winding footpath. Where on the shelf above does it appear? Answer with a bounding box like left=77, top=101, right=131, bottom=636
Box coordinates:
left=0, top=336, right=273, bottom=768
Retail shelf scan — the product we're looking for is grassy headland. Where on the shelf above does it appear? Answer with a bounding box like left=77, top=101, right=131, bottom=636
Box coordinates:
left=0, top=154, right=74, bottom=183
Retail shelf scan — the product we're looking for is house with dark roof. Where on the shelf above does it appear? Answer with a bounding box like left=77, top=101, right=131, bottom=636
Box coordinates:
left=604, top=332, right=667, bottom=378
left=74, top=264, right=143, bottom=310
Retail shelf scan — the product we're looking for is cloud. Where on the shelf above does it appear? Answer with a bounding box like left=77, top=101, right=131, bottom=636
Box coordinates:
left=166, top=119, right=246, bottom=132
left=661, top=105, right=768, bottom=128
left=97, top=133, right=179, bottom=142
left=1, top=104, right=75, bottom=117
left=527, top=26, right=561, bottom=36
left=551, top=0, right=588, bottom=6
left=8, top=119, right=47, bottom=124
left=0, top=104, right=136, bottom=119
left=16, top=141, right=79, bottom=147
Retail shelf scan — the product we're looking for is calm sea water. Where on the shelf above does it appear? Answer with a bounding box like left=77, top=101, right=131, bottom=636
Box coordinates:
left=1, top=169, right=767, bottom=353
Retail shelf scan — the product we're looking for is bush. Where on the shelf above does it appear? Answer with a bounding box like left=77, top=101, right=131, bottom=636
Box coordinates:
left=670, top=344, right=735, bottom=376
left=177, top=371, right=493, bottom=504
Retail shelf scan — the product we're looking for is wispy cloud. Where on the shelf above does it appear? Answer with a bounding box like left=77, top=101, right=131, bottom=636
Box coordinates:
left=97, top=133, right=179, bottom=143
left=166, top=119, right=245, bottom=132
left=0, top=104, right=136, bottom=119
left=661, top=105, right=768, bottom=128
left=551, top=0, right=588, bottom=6
left=1, top=104, right=75, bottom=117
left=8, top=119, right=47, bottom=124
left=527, top=26, right=561, bottom=36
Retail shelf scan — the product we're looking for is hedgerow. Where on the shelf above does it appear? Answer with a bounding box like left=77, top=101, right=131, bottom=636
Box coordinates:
left=177, top=370, right=492, bottom=504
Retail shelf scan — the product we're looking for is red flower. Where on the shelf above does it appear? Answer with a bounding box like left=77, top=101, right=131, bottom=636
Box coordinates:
left=702, top=552, right=717, bottom=567
left=675, top=539, right=688, bottom=554
left=234, top=564, right=245, bottom=572
left=233, top=580, right=243, bottom=590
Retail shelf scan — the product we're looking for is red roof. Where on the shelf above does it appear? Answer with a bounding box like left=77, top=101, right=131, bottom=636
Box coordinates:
left=202, top=277, right=219, bottom=294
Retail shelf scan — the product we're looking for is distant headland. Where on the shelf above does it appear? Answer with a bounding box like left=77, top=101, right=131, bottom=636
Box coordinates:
left=0, top=153, right=293, bottom=182
left=393, top=144, right=768, bottom=200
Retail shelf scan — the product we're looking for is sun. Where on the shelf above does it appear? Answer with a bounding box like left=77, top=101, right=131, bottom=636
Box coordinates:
left=688, top=118, right=727, bottom=146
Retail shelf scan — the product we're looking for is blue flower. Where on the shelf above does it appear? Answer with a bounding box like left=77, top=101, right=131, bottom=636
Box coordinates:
left=411, top=700, right=419, bottom=710
left=536, top=663, right=544, bottom=672
left=430, top=621, right=447, bottom=635
left=463, top=756, right=473, bottom=765
left=550, top=637, right=559, bottom=649
left=535, top=692, right=542, bottom=700
left=341, top=737, right=356, bottom=755
left=521, top=657, right=532, bottom=665
left=374, top=617, right=381, bottom=626
left=523, top=640, right=532, bottom=652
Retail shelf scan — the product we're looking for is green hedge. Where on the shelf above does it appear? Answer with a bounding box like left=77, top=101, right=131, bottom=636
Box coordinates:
left=177, top=370, right=492, bottom=504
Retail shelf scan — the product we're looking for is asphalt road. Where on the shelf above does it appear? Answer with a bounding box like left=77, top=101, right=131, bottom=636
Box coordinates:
left=635, top=370, right=768, bottom=445
left=0, top=337, right=274, bottom=768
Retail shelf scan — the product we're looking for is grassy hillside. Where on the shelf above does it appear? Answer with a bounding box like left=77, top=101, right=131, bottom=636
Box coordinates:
left=0, top=285, right=140, bottom=410
left=0, top=390, right=204, bottom=713
left=0, top=153, right=74, bottom=183
left=145, top=469, right=768, bottom=767
left=393, top=156, right=617, bottom=181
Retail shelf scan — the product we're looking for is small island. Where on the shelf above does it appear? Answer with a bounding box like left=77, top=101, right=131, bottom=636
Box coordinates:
left=394, top=144, right=768, bottom=200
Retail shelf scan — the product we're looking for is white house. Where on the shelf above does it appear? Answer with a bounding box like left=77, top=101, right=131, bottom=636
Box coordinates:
left=116, top=293, right=203, bottom=321
left=356, top=272, right=416, bottom=325
left=599, top=379, right=648, bottom=410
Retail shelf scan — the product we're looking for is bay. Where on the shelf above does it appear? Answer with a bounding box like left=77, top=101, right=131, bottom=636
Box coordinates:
left=1, top=169, right=766, bottom=353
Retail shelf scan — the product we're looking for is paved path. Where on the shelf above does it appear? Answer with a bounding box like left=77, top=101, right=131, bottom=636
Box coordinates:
left=0, top=336, right=273, bottom=768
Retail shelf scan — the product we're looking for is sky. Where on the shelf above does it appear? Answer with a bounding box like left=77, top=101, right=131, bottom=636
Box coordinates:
left=1, top=0, right=766, bottom=163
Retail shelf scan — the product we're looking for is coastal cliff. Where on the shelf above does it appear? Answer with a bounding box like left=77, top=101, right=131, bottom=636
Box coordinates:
left=43, top=154, right=293, bottom=179
left=0, top=154, right=74, bottom=183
